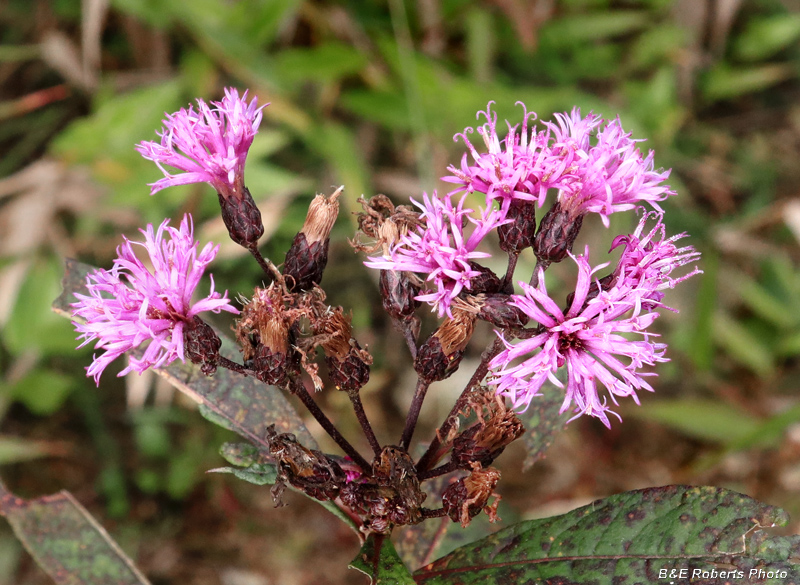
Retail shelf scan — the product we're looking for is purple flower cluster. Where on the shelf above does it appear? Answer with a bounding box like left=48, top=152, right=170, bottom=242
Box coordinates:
left=136, top=88, right=265, bottom=199
left=72, top=215, right=238, bottom=384
left=363, top=101, right=698, bottom=426
left=489, top=212, right=699, bottom=426
left=444, top=103, right=674, bottom=226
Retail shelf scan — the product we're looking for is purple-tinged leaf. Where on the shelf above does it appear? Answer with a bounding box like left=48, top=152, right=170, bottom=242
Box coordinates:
left=415, top=485, right=800, bottom=584
left=350, top=535, right=415, bottom=584
left=520, top=382, right=570, bottom=470
left=53, top=258, right=317, bottom=450
left=0, top=479, right=150, bottom=585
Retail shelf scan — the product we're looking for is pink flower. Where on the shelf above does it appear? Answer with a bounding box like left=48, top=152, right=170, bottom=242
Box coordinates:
left=443, top=102, right=564, bottom=208
left=610, top=210, right=702, bottom=308
left=136, top=88, right=265, bottom=199
left=365, top=191, right=505, bottom=318
left=489, top=218, right=699, bottom=427
left=72, top=215, right=238, bottom=385
left=555, top=115, right=674, bottom=226
left=489, top=254, right=666, bottom=427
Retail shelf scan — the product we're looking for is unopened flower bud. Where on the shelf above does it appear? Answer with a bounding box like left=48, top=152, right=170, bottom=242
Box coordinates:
left=414, top=310, right=475, bottom=382
left=441, top=464, right=501, bottom=527
left=534, top=200, right=584, bottom=263
left=498, top=199, right=537, bottom=254
left=456, top=294, right=529, bottom=329
left=284, top=187, right=341, bottom=291
left=184, top=316, right=222, bottom=375
left=466, top=262, right=503, bottom=295
left=218, top=187, right=265, bottom=249
left=379, top=269, right=421, bottom=321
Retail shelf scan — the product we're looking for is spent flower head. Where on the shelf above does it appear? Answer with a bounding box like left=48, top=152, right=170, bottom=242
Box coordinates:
left=72, top=214, right=238, bottom=384
left=136, top=88, right=265, bottom=199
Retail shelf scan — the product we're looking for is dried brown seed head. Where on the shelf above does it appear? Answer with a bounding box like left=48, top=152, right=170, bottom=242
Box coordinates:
left=302, top=186, right=342, bottom=244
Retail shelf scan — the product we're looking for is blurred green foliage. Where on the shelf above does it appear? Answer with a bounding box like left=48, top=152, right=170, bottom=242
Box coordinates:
left=0, top=0, right=799, bottom=540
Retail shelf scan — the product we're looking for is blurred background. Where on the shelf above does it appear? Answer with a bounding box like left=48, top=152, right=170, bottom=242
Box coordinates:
left=1, top=0, right=800, bottom=583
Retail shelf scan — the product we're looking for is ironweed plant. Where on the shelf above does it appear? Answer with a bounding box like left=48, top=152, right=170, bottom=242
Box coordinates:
left=2, top=88, right=800, bottom=585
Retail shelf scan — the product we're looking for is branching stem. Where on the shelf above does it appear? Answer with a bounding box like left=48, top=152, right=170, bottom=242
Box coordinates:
left=416, top=337, right=504, bottom=472
left=400, top=379, right=431, bottom=450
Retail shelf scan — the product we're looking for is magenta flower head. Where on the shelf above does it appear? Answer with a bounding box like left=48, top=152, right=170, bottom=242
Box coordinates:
left=553, top=114, right=675, bottom=227
left=489, top=253, right=669, bottom=427
left=443, top=102, right=566, bottom=208
left=136, top=88, right=265, bottom=201
left=71, top=214, right=238, bottom=385
left=365, top=191, right=505, bottom=318
left=610, top=210, right=702, bottom=307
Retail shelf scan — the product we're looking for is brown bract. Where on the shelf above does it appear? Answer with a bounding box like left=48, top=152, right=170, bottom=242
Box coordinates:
left=442, top=463, right=502, bottom=527
left=350, top=194, right=421, bottom=255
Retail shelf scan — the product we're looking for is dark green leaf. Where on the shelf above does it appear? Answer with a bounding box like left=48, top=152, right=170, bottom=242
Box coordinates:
left=415, top=485, right=800, bottom=584
left=52, top=259, right=317, bottom=451
left=0, top=479, right=150, bottom=585
left=521, top=383, right=570, bottom=470
left=275, top=42, right=368, bottom=86
left=349, top=535, right=415, bottom=584
left=540, top=11, right=650, bottom=48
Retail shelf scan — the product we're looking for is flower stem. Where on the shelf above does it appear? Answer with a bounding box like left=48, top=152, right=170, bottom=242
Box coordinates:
left=419, top=460, right=458, bottom=481
left=400, top=379, right=431, bottom=450
left=529, top=259, right=550, bottom=287
left=248, top=245, right=283, bottom=282
left=501, top=251, right=520, bottom=292
left=416, top=337, right=504, bottom=472
left=215, top=357, right=372, bottom=472
left=420, top=507, right=448, bottom=520
left=287, top=379, right=372, bottom=472
left=347, top=389, right=382, bottom=457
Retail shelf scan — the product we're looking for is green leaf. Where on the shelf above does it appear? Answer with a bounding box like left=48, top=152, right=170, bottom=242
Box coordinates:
left=0, top=479, right=151, bottom=585
left=275, top=42, right=368, bottom=87
left=415, top=485, right=800, bottom=583
left=521, top=383, right=570, bottom=471
left=52, top=259, right=317, bottom=452
left=703, top=64, right=795, bottom=102
left=713, top=312, right=774, bottom=376
left=349, top=535, right=415, bottom=584
left=10, top=370, right=73, bottom=416
left=734, top=14, right=800, bottom=62
left=540, top=11, right=651, bottom=48
left=0, top=436, right=49, bottom=465
left=629, top=399, right=761, bottom=444
left=4, top=256, right=79, bottom=356
left=208, top=463, right=278, bottom=486
left=219, top=442, right=260, bottom=467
